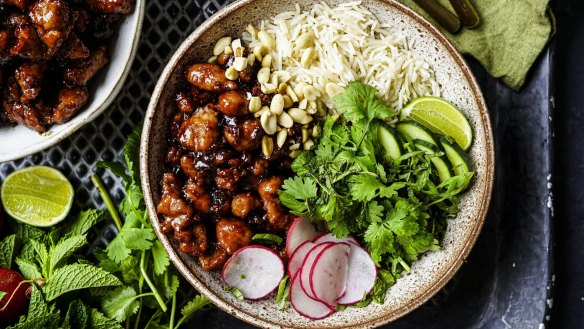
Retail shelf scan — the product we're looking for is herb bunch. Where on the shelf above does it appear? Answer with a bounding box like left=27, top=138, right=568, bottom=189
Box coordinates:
left=0, top=129, right=209, bottom=329
left=279, top=82, right=473, bottom=303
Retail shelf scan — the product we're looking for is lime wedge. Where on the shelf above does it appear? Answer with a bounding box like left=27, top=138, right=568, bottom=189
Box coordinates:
left=400, top=96, right=473, bottom=150
left=1, top=166, right=74, bottom=227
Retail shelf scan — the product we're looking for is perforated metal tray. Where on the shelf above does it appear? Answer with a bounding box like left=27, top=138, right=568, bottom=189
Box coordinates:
left=0, top=1, right=554, bottom=328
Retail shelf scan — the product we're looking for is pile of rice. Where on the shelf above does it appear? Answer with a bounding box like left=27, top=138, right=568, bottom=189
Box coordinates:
left=244, top=1, right=440, bottom=111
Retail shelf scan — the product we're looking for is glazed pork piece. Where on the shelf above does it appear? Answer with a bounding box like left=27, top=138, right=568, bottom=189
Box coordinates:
left=157, top=46, right=298, bottom=271
left=0, top=0, right=133, bottom=132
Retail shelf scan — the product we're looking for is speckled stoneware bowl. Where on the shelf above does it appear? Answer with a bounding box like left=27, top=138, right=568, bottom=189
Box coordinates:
left=0, top=0, right=144, bottom=162
left=141, top=0, right=494, bottom=327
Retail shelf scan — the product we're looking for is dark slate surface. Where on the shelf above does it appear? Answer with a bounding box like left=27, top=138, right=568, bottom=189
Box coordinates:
left=0, top=0, right=561, bottom=328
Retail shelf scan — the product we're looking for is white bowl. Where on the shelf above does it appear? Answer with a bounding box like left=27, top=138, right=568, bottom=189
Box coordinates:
left=0, top=0, right=145, bottom=162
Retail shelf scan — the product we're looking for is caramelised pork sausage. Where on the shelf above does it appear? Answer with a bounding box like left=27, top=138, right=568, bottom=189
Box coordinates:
left=223, top=118, right=263, bottom=152
left=51, top=86, right=88, bottom=124
left=178, top=104, right=219, bottom=152
left=185, top=63, right=237, bottom=92
left=258, top=176, right=295, bottom=231
left=63, top=46, right=109, bottom=85
left=199, top=245, right=229, bottom=271
left=217, top=91, right=248, bottom=117
left=14, top=61, right=46, bottom=102
left=183, top=177, right=211, bottom=214
left=8, top=13, right=45, bottom=60
left=157, top=173, right=193, bottom=230
left=28, top=0, right=72, bottom=53
left=231, top=193, right=261, bottom=219
left=87, top=0, right=133, bottom=14
left=216, top=218, right=253, bottom=254
left=177, top=223, right=208, bottom=257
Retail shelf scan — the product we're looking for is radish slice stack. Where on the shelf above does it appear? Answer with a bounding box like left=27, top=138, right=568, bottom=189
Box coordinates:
left=220, top=217, right=377, bottom=320
left=286, top=218, right=378, bottom=320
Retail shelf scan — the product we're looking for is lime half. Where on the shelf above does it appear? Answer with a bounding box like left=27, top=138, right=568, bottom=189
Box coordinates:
left=1, top=166, right=74, bottom=227
left=400, top=96, right=473, bottom=150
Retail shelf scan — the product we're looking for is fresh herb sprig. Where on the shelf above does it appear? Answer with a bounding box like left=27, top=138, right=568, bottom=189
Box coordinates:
left=279, top=82, right=473, bottom=302
left=0, top=129, right=209, bottom=329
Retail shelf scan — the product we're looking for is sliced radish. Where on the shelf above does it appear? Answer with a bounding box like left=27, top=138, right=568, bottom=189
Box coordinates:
left=310, top=243, right=351, bottom=308
left=299, top=242, right=333, bottom=300
left=288, top=240, right=316, bottom=278
left=337, top=244, right=378, bottom=305
left=222, top=246, right=284, bottom=300
left=286, top=217, right=320, bottom=256
left=290, top=273, right=334, bottom=320
left=313, top=232, right=359, bottom=246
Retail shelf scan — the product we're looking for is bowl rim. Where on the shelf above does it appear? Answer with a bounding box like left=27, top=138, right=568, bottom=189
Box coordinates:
left=140, top=0, right=495, bottom=327
left=0, top=0, right=146, bottom=163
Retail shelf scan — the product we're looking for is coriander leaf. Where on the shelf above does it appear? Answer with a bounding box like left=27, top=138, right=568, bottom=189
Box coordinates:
left=88, top=308, right=123, bottom=329
left=348, top=175, right=385, bottom=202
left=252, top=233, right=283, bottom=245
left=63, top=209, right=105, bottom=237
left=366, top=201, right=384, bottom=224
left=93, top=248, right=119, bottom=273
left=224, top=286, right=244, bottom=300
left=15, top=258, right=42, bottom=280
left=175, top=295, right=210, bottom=329
left=371, top=269, right=395, bottom=304
left=106, top=235, right=130, bottom=264
left=101, top=286, right=139, bottom=322
left=48, top=235, right=87, bottom=276
left=124, top=127, right=142, bottom=185
left=364, top=221, right=395, bottom=265
left=121, top=227, right=155, bottom=250
left=0, top=234, right=18, bottom=268
left=119, top=255, right=140, bottom=284
left=278, top=192, right=308, bottom=214
left=333, top=82, right=396, bottom=124
left=96, top=161, right=130, bottom=184
left=281, top=176, right=318, bottom=200
left=156, top=273, right=179, bottom=300
left=45, top=264, right=122, bottom=301
left=120, top=185, right=145, bottom=219
left=151, top=240, right=170, bottom=276
left=0, top=291, right=6, bottom=300
left=63, top=299, right=88, bottom=329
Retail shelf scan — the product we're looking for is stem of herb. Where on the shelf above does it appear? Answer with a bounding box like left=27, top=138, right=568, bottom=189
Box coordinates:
left=134, top=270, right=145, bottom=329
left=91, top=173, right=123, bottom=231
left=140, top=250, right=167, bottom=312
left=144, top=309, right=161, bottom=329
left=169, top=293, right=177, bottom=329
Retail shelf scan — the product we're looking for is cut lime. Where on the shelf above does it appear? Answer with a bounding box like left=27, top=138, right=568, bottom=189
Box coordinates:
left=0, top=166, right=74, bottom=227
left=400, top=96, right=473, bottom=150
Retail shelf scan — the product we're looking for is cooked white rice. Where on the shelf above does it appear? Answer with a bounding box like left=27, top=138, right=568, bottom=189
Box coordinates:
left=244, top=1, right=440, bottom=111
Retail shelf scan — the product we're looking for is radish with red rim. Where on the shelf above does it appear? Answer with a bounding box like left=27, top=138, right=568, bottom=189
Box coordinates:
left=299, top=242, right=333, bottom=300
left=287, top=240, right=315, bottom=278
left=285, top=217, right=319, bottom=256
left=222, top=246, right=284, bottom=300
left=337, top=243, right=378, bottom=305
left=309, top=242, right=350, bottom=308
left=289, top=273, right=334, bottom=320
left=313, top=232, right=359, bottom=246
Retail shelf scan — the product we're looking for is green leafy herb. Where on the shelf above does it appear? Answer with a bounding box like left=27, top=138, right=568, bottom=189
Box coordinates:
left=0, top=234, right=18, bottom=268
left=224, top=286, right=244, bottom=300
left=0, top=291, right=6, bottom=300
left=3, top=128, right=208, bottom=329
left=279, top=82, right=474, bottom=302
left=251, top=233, right=284, bottom=245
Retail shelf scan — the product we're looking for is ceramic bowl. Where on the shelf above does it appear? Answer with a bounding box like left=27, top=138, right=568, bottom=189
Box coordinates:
left=0, top=0, right=145, bottom=162
left=141, top=0, right=494, bottom=327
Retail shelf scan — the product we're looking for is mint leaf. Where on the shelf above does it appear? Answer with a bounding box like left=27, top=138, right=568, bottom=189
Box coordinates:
left=15, top=258, right=42, bottom=280
left=10, top=221, right=44, bottom=241
left=63, top=299, right=88, bottom=329
left=252, top=233, right=283, bottom=245
left=151, top=240, right=170, bottom=276
left=0, top=291, right=6, bottom=300
left=64, top=209, right=105, bottom=237
left=101, top=286, right=139, bottom=322
left=0, top=234, right=18, bottom=268
left=88, top=308, right=123, bottom=329
left=29, top=240, right=48, bottom=277
left=48, top=235, right=87, bottom=276
left=45, top=264, right=122, bottom=301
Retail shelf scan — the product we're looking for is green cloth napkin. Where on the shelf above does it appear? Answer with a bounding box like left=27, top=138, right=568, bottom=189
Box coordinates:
left=400, top=0, right=554, bottom=90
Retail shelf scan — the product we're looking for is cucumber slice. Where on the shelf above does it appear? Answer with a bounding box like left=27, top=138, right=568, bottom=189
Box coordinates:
left=413, top=139, right=452, bottom=182
left=439, top=137, right=472, bottom=176
left=377, top=123, right=402, bottom=161
left=396, top=121, right=438, bottom=146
